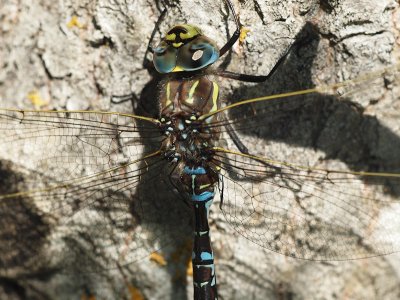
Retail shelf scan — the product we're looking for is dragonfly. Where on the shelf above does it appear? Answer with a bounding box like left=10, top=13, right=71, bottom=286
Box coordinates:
left=1, top=0, right=400, bottom=299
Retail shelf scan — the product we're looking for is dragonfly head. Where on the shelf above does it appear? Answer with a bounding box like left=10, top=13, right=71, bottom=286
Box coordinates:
left=153, top=24, right=219, bottom=74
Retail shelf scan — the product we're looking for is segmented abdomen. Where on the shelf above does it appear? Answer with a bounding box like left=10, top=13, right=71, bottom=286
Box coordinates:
left=159, top=76, right=221, bottom=299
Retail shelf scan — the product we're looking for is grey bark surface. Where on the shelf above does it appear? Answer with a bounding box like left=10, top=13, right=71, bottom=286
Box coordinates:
left=1, top=0, right=400, bottom=299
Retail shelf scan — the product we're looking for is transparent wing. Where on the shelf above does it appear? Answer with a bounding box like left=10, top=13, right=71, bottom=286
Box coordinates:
left=205, top=64, right=400, bottom=260
left=209, top=63, right=400, bottom=155
left=0, top=109, right=162, bottom=180
left=210, top=147, right=400, bottom=260
left=0, top=109, right=192, bottom=274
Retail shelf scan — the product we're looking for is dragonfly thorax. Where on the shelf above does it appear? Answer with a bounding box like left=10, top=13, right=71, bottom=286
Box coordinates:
left=159, top=114, right=214, bottom=163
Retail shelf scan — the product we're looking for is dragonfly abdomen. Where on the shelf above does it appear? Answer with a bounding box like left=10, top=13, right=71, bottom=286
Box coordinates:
left=183, top=166, right=218, bottom=300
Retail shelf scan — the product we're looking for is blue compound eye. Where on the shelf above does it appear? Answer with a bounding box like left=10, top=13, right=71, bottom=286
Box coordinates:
left=177, top=37, right=219, bottom=71
left=153, top=45, right=166, bottom=54
left=153, top=42, right=178, bottom=73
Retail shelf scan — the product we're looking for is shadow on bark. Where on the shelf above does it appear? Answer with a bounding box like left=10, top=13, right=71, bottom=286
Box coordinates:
left=227, top=22, right=400, bottom=195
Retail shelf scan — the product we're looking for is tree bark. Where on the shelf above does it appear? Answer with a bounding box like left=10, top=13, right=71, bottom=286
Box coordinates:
left=1, top=0, right=400, bottom=299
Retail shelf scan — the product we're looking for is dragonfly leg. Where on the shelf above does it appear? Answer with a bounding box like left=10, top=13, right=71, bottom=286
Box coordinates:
left=216, top=24, right=315, bottom=82
left=143, top=8, right=168, bottom=69
left=215, top=40, right=298, bottom=83
left=110, top=92, right=138, bottom=104
left=219, top=0, right=241, bottom=57
left=167, top=163, right=192, bottom=209
left=221, top=114, right=250, bottom=154
left=111, top=91, right=156, bottom=115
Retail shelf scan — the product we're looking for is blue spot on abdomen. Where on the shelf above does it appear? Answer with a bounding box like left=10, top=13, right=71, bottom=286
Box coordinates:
left=191, top=191, right=214, bottom=202
left=184, top=166, right=206, bottom=175
left=200, top=251, right=213, bottom=261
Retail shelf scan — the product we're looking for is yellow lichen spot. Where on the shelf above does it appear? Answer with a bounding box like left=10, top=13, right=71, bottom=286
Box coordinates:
left=27, top=90, right=48, bottom=109
left=186, top=260, right=193, bottom=276
left=80, top=291, right=96, bottom=300
left=67, top=15, right=84, bottom=29
left=150, top=251, right=167, bottom=266
left=239, top=27, right=250, bottom=44
left=170, top=239, right=192, bottom=264
left=128, top=285, right=145, bottom=300
left=165, top=239, right=193, bottom=284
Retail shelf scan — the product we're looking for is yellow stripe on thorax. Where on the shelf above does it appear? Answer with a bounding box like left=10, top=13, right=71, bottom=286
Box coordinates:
left=210, top=81, right=219, bottom=113
left=203, top=81, right=219, bottom=123
left=186, top=80, right=200, bottom=104
left=165, top=82, right=172, bottom=107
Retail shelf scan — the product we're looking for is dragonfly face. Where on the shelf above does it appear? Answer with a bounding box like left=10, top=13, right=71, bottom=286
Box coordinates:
left=153, top=24, right=219, bottom=73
